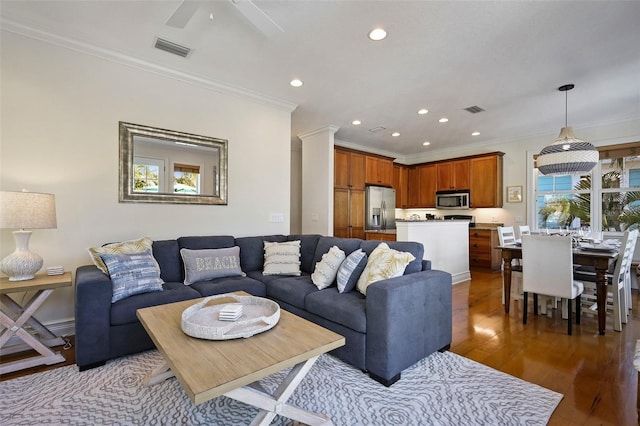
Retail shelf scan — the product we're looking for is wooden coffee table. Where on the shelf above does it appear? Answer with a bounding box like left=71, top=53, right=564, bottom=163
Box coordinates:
left=137, top=293, right=345, bottom=426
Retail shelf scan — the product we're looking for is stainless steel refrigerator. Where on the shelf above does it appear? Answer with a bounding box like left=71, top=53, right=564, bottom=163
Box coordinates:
left=365, top=186, right=396, bottom=230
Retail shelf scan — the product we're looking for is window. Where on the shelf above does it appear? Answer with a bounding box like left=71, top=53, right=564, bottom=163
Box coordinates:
left=173, top=163, right=200, bottom=194
left=133, top=157, right=164, bottom=193
left=531, top=142, right=640, bottom=233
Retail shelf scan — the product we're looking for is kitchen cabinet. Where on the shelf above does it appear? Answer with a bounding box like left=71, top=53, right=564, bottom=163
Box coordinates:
left=468, top=228, right=501, bottom=270
left=418, top=164, right=437, bottom=207
left=334, top=149, right=365, bottom=190
left=436, top=159, right=470, bottom=191
left=406, top=164, right=436, bottom=208
left=365, top=232, right=397, bottom=242
left=392, top=164, right=409, bottom=208
left=365, top=156, right=394, bottom=187
left=334, top=188, right=365, bottom=239
left=469, top=154, right=503, bottom=208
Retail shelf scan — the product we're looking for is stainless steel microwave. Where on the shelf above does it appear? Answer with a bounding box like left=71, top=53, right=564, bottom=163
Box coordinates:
left=436, top=190, right=470, bottom=209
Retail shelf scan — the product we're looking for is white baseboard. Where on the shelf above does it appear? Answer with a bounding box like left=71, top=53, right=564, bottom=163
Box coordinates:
left=452, top=271, right=471, bottom=285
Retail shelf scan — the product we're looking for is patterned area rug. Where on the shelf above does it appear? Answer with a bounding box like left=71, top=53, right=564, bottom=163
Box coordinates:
left=1, top=350, right=562, bottom=425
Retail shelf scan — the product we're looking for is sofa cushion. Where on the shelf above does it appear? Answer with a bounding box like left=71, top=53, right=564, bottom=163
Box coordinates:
left=305, top=288, right=367, bottom=333
left=152, top=239, right=182, bottom=283
left=263, top=241, right=301, bottom=276
left=100, top=250, right=164, bottom=303
left=312, top=237, right=363, bottom=269
left=110, top=282, right=200, bottom=326
left=311, top=245, right=346, bottom=290
left=189, top=276, right=266, bottom=297
left=359, top=240, right=424, bottom=275
left=265, top=275, right=317, bottom=309
left=337, top=249, right=368, bottom=293
left=89, top=236, right=158, bottom=274
left=180, top=247, right=245, bottom=285
left=287, top=234, right=322, bottom=274
left=356, top=243, right=416, bottom=295
left=235, top=235, right=287, bottom=272
left=177, top=235, right=236, bottom=250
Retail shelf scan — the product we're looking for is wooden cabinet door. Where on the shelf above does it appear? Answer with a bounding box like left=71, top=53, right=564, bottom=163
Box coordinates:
left=366, top=156, right=393, bottom=186
left=418, top=165, right=437, bottom=207
left=437, top=160, right=470, bottom=191
left=407, top=166, right=420, bottom=207
left=334, top=150, right=350, bottom=189
left=333, top=188, right=350, bottom=237
left=350, top=152, right=366, bottom=190
left=470, top=155, right=503, bottom=207
left=393, top=164, right=409, bottom=208
left=377, top=158, right=394, bottom=186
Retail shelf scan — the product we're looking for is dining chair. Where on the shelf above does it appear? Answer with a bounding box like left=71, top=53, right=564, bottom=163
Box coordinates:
left=518, top=225, right=531, bottom=238
left=497, top=226, right=523, bottom=303
left=574, top=229, right=638, bottom=331
left=521, top=235, right=584, bottom=335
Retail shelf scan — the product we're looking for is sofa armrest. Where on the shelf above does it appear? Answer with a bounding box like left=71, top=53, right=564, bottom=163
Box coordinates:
left=75, top=265, right=113, bottom=369
left=422, top=259, right=432, bottom=271
left=365, top=269, right=452, bottom=382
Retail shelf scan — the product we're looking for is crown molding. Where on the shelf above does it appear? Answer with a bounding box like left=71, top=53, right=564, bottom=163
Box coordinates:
left=298, top=125, right=339, bottom=140
left=0, top=18, right=298, bottom=113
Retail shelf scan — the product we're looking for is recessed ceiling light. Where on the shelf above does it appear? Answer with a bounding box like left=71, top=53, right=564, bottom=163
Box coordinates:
left=472, top=131, right=480, bottom=136
left=290, top=79, right=303, bottom=87
left=439, top=118, right=448, bottom=123
left=418, top=109, right=429, bottom=115
left=352, top=120, right=362, bottom=125
left=391, top=132, right=400, bottom=137
left=368, top=28, right=387, bottom=41
left=422, top=141, right=431, bottom=146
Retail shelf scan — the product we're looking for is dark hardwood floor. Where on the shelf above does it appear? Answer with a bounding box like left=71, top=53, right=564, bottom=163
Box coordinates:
left=452, top=268, right=639, bottom=426
left=1, top=270, right=638, bottom=424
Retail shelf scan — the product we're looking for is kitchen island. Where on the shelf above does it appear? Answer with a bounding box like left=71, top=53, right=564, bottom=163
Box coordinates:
left=396, top=220, right=470, bottom=284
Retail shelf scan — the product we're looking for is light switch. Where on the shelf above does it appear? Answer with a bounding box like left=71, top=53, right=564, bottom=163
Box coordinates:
left=269, top=213, right=285, bottom=223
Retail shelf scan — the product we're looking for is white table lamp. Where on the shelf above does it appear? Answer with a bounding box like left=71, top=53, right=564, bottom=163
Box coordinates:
left=0, top=191, right=57, bottom=281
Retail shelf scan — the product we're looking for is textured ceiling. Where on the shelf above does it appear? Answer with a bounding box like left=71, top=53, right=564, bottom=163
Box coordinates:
left=2, top=1, right=639, bottom=159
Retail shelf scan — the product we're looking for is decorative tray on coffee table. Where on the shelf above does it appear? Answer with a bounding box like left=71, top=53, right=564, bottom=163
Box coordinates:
left=181, top=294, right=280, bottom=340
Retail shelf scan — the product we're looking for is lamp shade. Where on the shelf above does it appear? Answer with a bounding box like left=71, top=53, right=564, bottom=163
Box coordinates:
left=0, top=191, right=57, bottom=230
left=536, top=127, right=599, bottom=176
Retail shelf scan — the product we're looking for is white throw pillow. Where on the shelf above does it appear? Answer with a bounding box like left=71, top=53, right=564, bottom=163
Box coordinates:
left=356, top=243, right=416, bottom=295
left=311, top=246, right=346, bottom=290
left=263, top=240, right=301, bottom=276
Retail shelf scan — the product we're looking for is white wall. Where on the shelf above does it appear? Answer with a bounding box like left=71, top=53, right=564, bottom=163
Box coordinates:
left=0, top=31, right=294, bottom=328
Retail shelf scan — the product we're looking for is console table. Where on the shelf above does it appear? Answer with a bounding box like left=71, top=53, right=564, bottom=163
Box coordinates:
left=0, top=272, right=71, bottom=374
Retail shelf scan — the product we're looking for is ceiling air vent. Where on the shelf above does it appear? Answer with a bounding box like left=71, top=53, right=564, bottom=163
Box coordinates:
left=368, top=126, right=387, bottom=133
left=464, top=105, right=485, bottom=114
left=154, top=37, right=192, bottom=58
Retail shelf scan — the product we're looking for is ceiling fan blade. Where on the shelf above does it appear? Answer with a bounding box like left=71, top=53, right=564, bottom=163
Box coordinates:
left=166, top=0, right=201, bottom=28
left=230, top=0, right=284, bottom=37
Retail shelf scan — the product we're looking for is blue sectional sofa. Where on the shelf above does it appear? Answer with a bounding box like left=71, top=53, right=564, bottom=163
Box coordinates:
left=75, top=234, right=453, bottom=386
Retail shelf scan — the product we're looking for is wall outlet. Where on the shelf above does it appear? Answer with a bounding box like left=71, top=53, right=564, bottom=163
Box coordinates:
left=269, top=213, right=285, bottom=223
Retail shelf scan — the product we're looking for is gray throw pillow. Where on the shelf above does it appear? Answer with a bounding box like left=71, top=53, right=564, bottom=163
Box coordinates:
left=336, top=249, right=367, bottom=293
left=100, top=250, right=164, bottom=303
left=180, top=246, right=246, bottom=285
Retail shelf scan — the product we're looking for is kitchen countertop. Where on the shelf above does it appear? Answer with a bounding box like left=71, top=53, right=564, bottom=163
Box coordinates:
left=365, top=229, right=397, bottom=234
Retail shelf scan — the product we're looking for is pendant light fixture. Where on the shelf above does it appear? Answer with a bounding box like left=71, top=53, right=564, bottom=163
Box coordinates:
left=536, top=84, right=599, bottom=175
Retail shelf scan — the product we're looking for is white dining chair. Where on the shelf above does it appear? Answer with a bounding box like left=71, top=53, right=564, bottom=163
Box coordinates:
left=497, top=226, right=523, bottom=303
left=574, top=229, right=638, bottom=331
left=518, top=225, right=531, bottom=239
left=521, top=235, right=584, bottom=335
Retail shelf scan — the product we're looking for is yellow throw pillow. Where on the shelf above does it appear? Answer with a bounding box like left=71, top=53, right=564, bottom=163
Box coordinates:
left=356, top=243, right=416, bottom=295
left=89, top=236, right=158, bottom=274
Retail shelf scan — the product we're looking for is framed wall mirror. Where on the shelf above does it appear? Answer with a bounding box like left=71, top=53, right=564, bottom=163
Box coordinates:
left=119, top=122, right=228, bottom=205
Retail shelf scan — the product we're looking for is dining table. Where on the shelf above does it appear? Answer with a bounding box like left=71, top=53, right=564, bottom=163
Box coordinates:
left=499, top=242, right=618, bottom=335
